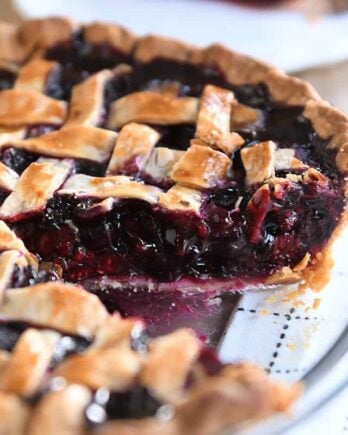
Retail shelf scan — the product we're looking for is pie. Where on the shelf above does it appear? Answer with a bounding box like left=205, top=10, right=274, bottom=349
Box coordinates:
left=0, top=18, right=346, bottom=300
left=0, top=16, right=346, bottom=433
left=0, top=280, right=300, bottom=435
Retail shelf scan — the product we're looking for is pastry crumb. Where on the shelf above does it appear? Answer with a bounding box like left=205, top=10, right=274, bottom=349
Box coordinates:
left=312, top=298, right=321, bottom=310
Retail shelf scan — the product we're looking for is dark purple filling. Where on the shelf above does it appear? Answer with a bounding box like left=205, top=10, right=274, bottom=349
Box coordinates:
left=85, top=345, right=228, bottom=426
left=0, top=70, right=16, bottom=91
left=0, top=188, right=9, bottom=205
left=197, top=347, right=224, bottom=375
left=0, top=320, right=90, bottom=360
left=0, top=147, right=37, bottom=174
left=25, top=124, right=58, bottom=139
left=12, top=171, right=344, bottom=283
left=0, top=146, right=107, bottom=176
left=85, top=283, right=240, bottom=343
left=0, top=321, right=27, bottom=351
left=46, top=32, right=132, bottom=73
left=85, top=386, right=164, bottom=427
left=8, top=264, right=38, bottom=288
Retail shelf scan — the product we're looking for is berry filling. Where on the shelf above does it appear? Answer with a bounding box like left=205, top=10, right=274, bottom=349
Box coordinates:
left=85, top=386, right=165, bottom=427
left=84, top=345, right=225, bottom=427
left=0, top=320, right=91, bottom=361
left=0, top=70, right=15, bottom=91
left=12, top=174, right=343, bottom=283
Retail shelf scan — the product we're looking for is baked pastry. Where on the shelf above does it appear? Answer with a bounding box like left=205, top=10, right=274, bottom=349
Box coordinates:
left=0, top=281, right=299, bottom=435
left=2, top=15, right=345, bottom=433
left=0, top=17, right=346, bottom=300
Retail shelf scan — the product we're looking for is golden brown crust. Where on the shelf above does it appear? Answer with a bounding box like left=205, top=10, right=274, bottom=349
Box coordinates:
left=171, top=144, right=231, bottom=189
left=0, top=16, right=345, bottom=290
left=27, top=384, right=91, bottom=435
left=0, top=329, right=60, bottom=396
left=241, top=141, right=276, bottom=185
left=231, top=101, right=262, bottom=130
left=14, top=59, right=58, bottom=93
left=0, top=251, right=30, bottom=296
left=0, top=90, right=67, bottom=127
left=0, top=17, right=76, bottom=66
left=0, top=162, right=18, bottom=192
left=158, top=185, right=203, bottom=213
left=139, top=329, right=201, bottom=401
left=134, top=35, right=202, bottom=64
left=54, top=347, right=141, bottom=391
left=143, top=148, right=184, bottom=183
left=0, top=159, right=72, bottom=220
left=304, top=100, right=348, bottom=173
left=106, top=123, right=159, bottom=175
left=83, top=22, right=136, bottom=54
left=0, top=281, right=299, bottom=434
left=58, top=174, right=161, bottom=204
left=93, top=364, right=301, bottom=435
left=66, top=70, right=113, bottom=127
left=0, top=220, right=32, bottom=257
left=0, top=126, right=26, bottom=146
left=18, top=17, right=77, bottom=56
left=1, top=282, right=108, bottom=337
left=106, top=91, right=199, bottom=129
left=195, top=84, right=244, bottom=154
left=2, top=16, right=348, bottom=434
left=12, top=126, right=117, bottom=162
left=174, top=365, right=301, bottom=435
left=0, top=392, right=29, bottom=434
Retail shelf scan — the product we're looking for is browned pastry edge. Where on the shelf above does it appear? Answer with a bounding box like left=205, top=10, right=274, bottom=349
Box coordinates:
left=0, top=16, right=346, bottom=291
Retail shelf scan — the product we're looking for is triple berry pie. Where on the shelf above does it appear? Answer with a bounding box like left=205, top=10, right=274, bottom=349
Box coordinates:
left=0, top=18, right=346, bottom=300
left=0, top=16, right=346, bottom=432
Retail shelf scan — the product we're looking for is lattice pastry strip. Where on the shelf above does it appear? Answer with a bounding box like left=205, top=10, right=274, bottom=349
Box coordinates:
left=14, top=59, right=59, bottom=94
left=0, top=89, right=67, bottom=127
left=106, top=122, right=160, bottom=175
left=0, top=158, right=73, bottom=221
left=107, top=91, right=199, bottom=129
left=0, top=162, right=19, bottom=192
left=59, top=174, right=162, bottom=204
left=8, top=125, right=118, bottom=163
left=171, top=144, right=231, bottom=189
left=195, top=84, right=244, bottom=154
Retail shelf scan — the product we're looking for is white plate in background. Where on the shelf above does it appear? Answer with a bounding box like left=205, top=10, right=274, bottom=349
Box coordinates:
left=14, top=0, right=348, bottom=72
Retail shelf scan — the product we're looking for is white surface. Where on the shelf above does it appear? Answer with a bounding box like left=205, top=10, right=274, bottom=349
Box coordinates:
left=220, top=229, right=348, bottom=434
left=14, top=0, right=348, bottom=72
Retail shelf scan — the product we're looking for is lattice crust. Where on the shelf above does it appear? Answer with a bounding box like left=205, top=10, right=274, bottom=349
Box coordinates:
left=0, top=281, right=300, bottom=434
left=0, top=16, right=345, bottom=292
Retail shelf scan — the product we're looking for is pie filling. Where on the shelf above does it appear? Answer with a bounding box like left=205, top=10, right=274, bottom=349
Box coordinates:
left=0, top=320, right=91, bottom=362
left=7, top=174, right=342, bottom=291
